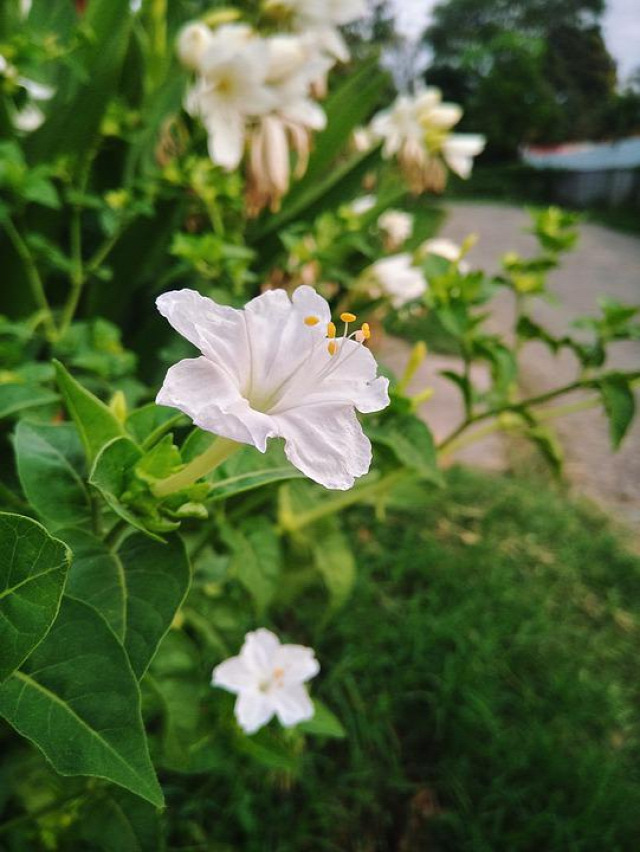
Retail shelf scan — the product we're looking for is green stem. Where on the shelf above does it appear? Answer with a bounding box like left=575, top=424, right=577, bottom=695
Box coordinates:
left=281, top=468, right=411, bottom=533
left=152, top=437, right=240, bottom=498
left=2, top=217, right=57, bottom=341
left=58, top=204, right=83, bottom=336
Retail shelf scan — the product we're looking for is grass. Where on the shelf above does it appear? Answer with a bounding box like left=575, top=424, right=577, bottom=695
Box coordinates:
left=167, top=468, right=640, bottom=851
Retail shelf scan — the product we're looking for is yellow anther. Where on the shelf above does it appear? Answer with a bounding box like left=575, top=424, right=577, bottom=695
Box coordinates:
left=327, top=321, right=336, bottom=338
left=328, top=341, right=337, bottom=356
left=304, top=315, right=320, bottom=326
left=361, top=322, right=371, bottom=340
left=340, top=312, right=357, bottom=323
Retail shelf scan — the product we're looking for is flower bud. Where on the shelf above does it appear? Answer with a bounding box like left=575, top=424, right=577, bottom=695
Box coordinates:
left=176, top=22, right=214, bottom=72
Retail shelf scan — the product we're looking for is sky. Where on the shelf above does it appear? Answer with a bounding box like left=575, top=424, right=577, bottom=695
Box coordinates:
left=389, top=0, right=640, bottom=84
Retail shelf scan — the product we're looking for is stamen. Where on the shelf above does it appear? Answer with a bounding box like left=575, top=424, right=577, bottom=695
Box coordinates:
left=361, top=322, right=371, bottom=340
left=340, top=312, right=357, bottom=323
left=327, top=321, right=336, bottom=338
left=328, top=341, right=337, bottom=356
left=304, top=315, right=320, bottom=326
left=355, top=330, right=365, bottom=343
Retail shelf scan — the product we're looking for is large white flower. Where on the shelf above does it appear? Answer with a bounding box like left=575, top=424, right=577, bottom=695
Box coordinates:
left=156, top=286, right=389, bottom=490
left=212, top=629, right=319, bottom=734
left=368, top=254, right=427, bottom=308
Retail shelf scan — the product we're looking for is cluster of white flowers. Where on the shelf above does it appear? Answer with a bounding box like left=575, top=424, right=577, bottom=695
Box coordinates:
left=370, top=88, right=485, bottom=194
left=0, top=54, right=54, bottom=132
left=378, top=209, right=414, bottom=251
left=177, top=1, right=365, bottom=214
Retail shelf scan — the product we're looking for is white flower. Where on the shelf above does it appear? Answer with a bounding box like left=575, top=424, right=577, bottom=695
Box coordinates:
left=13, top=103, right=45, bottom=132
left=368, top=254, right=427, bottom=308
left=378, top=210, right=413, bottom=250
left=420, top=238, right=470, bottom=273
left=350, top=195, right=376, bottom=216
left=212, top=628, right=319, bottom=734
left=156, top=286, right=389, bottom=490
left=370, top=89, right=485, bottom=193
left=184, top=26, right=276, bottom=169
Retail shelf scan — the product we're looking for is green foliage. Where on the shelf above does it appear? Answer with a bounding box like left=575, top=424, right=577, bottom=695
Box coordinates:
left=0, top=513, right=69, bottom=683
left=0, top=597, right=163, bottom=807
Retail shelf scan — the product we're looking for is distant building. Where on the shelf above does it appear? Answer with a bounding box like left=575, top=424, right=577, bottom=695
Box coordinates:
left=521, top=138, right=640, bottom=208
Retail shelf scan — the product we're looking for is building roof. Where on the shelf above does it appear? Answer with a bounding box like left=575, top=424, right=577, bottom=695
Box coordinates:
left=522, top=138, right=640, bottom=172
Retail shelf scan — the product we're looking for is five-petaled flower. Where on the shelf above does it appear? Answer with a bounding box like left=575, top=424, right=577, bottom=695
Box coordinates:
left=212, top=628, right=319, bottom=734
left=156, top=285, right=389, bottom=490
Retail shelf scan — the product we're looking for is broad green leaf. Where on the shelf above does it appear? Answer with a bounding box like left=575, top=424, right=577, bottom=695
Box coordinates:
left=0, top=596, right=163, bottom=807
left=54, top=360, right=125, bottom=463
left=367, top=413, right=442, bottom=483
left=311, top=520, right=356, bottom=610
left=126, top=404, right=184, bottom=448
left=0, top=384, right=59, bottom=420
left=15, top=420, right=91, bottom=527
left=62, top=528, right=191, bottom=679
left=0, top=513, right=69, bottom=683
left=77, top=788, right=164, bottom=852
left=598, top=374, right=636, bottom=450
left=298, top=701, right=346, bottom=739
left=220, top=517, right=282, bottom=614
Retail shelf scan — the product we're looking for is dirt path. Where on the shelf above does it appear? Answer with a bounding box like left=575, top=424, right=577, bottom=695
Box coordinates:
left=380, top=202, right=640, bottom=526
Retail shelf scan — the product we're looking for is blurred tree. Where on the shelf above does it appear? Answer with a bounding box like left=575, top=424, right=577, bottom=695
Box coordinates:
left=423, top=0, right=622, bottom=158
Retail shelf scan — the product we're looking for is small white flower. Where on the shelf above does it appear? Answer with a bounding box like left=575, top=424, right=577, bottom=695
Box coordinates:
left=378, top=210, right=413, bottom=249
left=420, top=238, right=470, bottom=273
left=350, top=195, right=377, bottom=216
left=13, top=103, right=45, bottom=132
left=156, top=286, right=389, bottom=490
left=370, top=89, right=485, bottom=193
left=368, top=254, right=427, bottom=308
left=212, top=629, right=319, bottom=734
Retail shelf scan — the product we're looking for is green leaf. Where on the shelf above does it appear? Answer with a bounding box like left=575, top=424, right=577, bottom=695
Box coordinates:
left=15, top=420, right=91, bottom=527
left=62, top=528, right=191, bottom=679
left=0, top=383, right=59, bottom=420
left=598, top=374, right=636, bottom=450
left=207, top=442, right=303, bottom=501
left=54, top=360, right=125, bottom=463
left=76, top=788, right=164, bottom=852
left=311, top=520, right=356, bottom=610
left=220, top=517, right=282, bottom=614
left=126, top=404, right=183, bottom=448
left=0, top=596, right=163, bottom=807
left=0, top=513, right=70, bottom=683
left=528, top=425, right=564, bottom=476
left=367, top=413, right=443, bottom=483
left=298, top=700, right=346, bottom=739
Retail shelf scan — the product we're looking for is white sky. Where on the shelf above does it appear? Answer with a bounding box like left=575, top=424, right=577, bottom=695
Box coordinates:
left=389, top=0, right=640, bottom=84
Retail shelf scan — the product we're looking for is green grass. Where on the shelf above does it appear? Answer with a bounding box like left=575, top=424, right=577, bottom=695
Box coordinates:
left=166, top=468, right=640, bottom=851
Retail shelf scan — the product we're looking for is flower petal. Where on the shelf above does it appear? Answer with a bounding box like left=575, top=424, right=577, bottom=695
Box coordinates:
left=240, top=629, right=281, bottom=677
left=274, top=644, right=320, bottom=684
left=212, top=656, right=254, bottom=694
left=274, top=403, right=373, bottom=490
left=156, top=356, right=275, bottom=450
left=443, top=134, right=486, bottom=179
left=273, top=685, right=315, bottom=727
left=235, top=692, right=275, bottom=734
left=207, top=110, right=246, bottom=170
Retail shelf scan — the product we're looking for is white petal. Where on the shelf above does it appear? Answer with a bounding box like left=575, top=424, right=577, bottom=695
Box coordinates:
left=443, top=134, right=486, bottom=179
left=207, top=111, right=246, bottom=170
left=274, top=644, right=320, bottom=684
left=156, top=356, right=275, bottom=450
left=235, top=692, right=275, bottom=734
left=282, top=98, right=327, bottom=131
left=212, top=656, right=254, bottom=694
left=273, top=685, right=315, bottom=727
left=275, top=403, right=373, bottom=490
left=156, top=289, right=247, bottom=385
left=240, top=629, right=281, bottom=677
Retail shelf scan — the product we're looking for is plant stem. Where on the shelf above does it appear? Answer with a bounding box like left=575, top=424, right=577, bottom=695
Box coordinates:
left=3, top=217, right=57, bottom=341
left=152, top=437, right=240, bottom=498
left=281, top=468, right=411, bottom=533
left=58, top=204, right=84, bottom=336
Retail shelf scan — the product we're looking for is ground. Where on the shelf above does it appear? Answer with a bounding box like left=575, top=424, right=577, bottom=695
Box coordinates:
left=379, top=201, right=640, bottom=529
